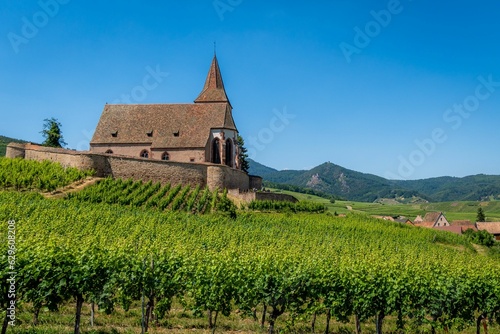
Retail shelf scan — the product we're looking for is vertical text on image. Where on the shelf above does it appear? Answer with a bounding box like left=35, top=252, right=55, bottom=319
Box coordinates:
left=6, top=219, right=17, bottom=326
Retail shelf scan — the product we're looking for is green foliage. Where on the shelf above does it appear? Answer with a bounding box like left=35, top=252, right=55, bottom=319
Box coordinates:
left=477, top=207, right=486, bottom=222
left=216, top=188, right=237, bottom=218
left=251, top=159, right=500, bottom=202
left=40, top=117, right=67, bottom=148
left=0, top=157, right=93, bottom=191
left=248, top=200, right=326, bottom=213
left=1, top=191, right=499, bottom=333
left=263, top=181, right=340, bottom=201
left=236, top=135, right=249, bottom=173
left=463, top=228, right=495, bottom=247
left=67, top=177, right=229, bottom=215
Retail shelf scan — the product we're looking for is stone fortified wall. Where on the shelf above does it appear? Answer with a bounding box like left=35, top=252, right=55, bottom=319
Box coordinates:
left=5, top=143, right=296, bottom=202
left=228, top=189, right=298, bottom=203
left=6, top=143, right=249, bottom=191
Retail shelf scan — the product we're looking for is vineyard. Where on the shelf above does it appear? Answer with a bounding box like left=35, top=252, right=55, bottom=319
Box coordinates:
left=1, top=191, right=500, bottom=334
left=66, top=177, right=227, bottom=215
left=0, top=157, right=93, bottom=192
left=247, top=199, right=326, bottom=213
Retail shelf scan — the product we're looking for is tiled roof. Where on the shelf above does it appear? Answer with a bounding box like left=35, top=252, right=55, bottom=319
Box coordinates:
left=451, top=220, right=473, bottom=226
left=194, top=55, right=231, bottom=106
left=476, top=222, right=500, bottom=235
left=434, top=226, right=463, bottom=235
left=423, top=212, right=441, bottom=223
left=90, top=103, right=236, bottom=149
left=415, top=221, right=436, bottom=228
left=461, top=226, right=477, bottom=232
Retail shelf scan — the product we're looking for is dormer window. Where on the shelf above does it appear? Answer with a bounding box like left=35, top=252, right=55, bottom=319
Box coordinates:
left=173, top=131, right=180, bottom=137
left=161, top=152, right=169, bottom=161
left=111, top=131, right=118, bottom=137
left=140, top=150, right=149, bottom=158
left=147, top=130, right=153, bottom=137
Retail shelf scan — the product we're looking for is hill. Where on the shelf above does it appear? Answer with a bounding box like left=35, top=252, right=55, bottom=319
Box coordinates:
left=393, top=175, right=500, bottom=202
left=0, top=134, right=27, bottom=157
left=250, top=160, right=427, bottom=202
left=249, top=159, right=500, bottom=203
left=269, top=187, right=500, bottom=222
left=2, top=190, right=499, bottom=333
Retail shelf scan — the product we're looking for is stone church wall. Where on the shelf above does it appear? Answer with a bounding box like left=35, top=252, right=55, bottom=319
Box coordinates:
left=4, top=142, right=25, bottom=158
left=227, top=189, right=298, bottom=203
left=105, top=155, right=207, bottom=187
left=20, top=144, right=96, bottom=171
left=5, top=143, right=250, bottom=190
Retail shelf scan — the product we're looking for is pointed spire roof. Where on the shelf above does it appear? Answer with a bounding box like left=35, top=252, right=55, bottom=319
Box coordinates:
left=194, top=55, right=231, bottom=107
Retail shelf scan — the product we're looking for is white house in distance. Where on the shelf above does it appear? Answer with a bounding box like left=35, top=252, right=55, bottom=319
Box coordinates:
left=413, top=212, right=450, bottom=228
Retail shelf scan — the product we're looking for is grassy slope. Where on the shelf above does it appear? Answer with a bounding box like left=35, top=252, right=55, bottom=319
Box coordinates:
left=271, top=188, right=500, bottom=221
left=2, top=190, right=499, bottom=333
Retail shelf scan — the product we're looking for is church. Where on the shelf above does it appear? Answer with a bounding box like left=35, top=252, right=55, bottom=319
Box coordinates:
left=90, top=55, right=241, bottom=170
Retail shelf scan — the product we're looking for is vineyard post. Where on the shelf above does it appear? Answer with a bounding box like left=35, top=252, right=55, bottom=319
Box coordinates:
left=141, top=257, right=146, bottom=334
left=261, top=304, right=267, bottom=329
left=476, top=313, right=488, bottom=334
left=324, top=309, right=331, bottom=334
left=74, top=294, right=84, bottom=334
left=144, top=256, right=155, bottom=332
left=355, top=314, right=361, bottom=334
left=311, top=310, right=316, bottom=333
left=90, top=302, right=95, bottom=327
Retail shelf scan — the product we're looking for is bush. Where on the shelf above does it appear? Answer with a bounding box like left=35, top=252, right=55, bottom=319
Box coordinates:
left=463, top=228, right=495, bottom=247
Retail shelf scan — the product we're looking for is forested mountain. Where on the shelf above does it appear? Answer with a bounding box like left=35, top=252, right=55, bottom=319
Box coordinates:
left=249, top=159, right=500, bottom=202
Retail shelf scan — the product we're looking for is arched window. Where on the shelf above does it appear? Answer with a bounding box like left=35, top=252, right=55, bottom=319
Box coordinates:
left=212, top=138, right=221, bottom=164
left=161, top=152, right=169, bottom=161
left=225, top=139, right=233, bottom=167
left=105, top=149, right=113, bottom=154
left=140, top=150, right=149, bottom=158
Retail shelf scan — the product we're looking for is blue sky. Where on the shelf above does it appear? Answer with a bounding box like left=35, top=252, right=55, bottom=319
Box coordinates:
left=1, top=1, right=500, bottom=180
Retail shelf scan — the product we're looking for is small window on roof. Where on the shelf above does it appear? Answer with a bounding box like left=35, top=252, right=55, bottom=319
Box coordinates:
left=147, top=130, right=153, bottom=137
left=105, top=149, right=113, bottom=154
left=140, top=150, right=149, bottom=158
left=161, top=152, right=169, bottom=161
left=173, top=131, right=180, bottom=137
left=111, top=131, right=118, bottom=137
left=190, top=158, right=195, bottom=162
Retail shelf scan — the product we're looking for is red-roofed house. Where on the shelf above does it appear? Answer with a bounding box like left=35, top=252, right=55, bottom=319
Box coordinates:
left=451, top=220, right=477, bottom=232
left=476, top=222, right=500, bottom=241
left=434, top=226, right=463, bottom=235
left=413, top=212, right=450, bottom=228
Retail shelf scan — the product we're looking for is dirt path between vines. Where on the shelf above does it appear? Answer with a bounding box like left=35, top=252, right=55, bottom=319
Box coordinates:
left=42, top=176, right=104, bottom=199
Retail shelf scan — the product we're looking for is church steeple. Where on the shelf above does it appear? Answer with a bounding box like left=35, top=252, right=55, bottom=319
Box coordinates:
left=194, top=55, right=231, bottom=107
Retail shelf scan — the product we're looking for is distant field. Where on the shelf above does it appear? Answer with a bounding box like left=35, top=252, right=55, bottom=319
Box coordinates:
left=270, top=188, right=500, bottom=222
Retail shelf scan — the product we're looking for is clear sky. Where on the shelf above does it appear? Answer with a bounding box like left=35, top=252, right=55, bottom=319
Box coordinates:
left=1, top=0, right=500, bottom=180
